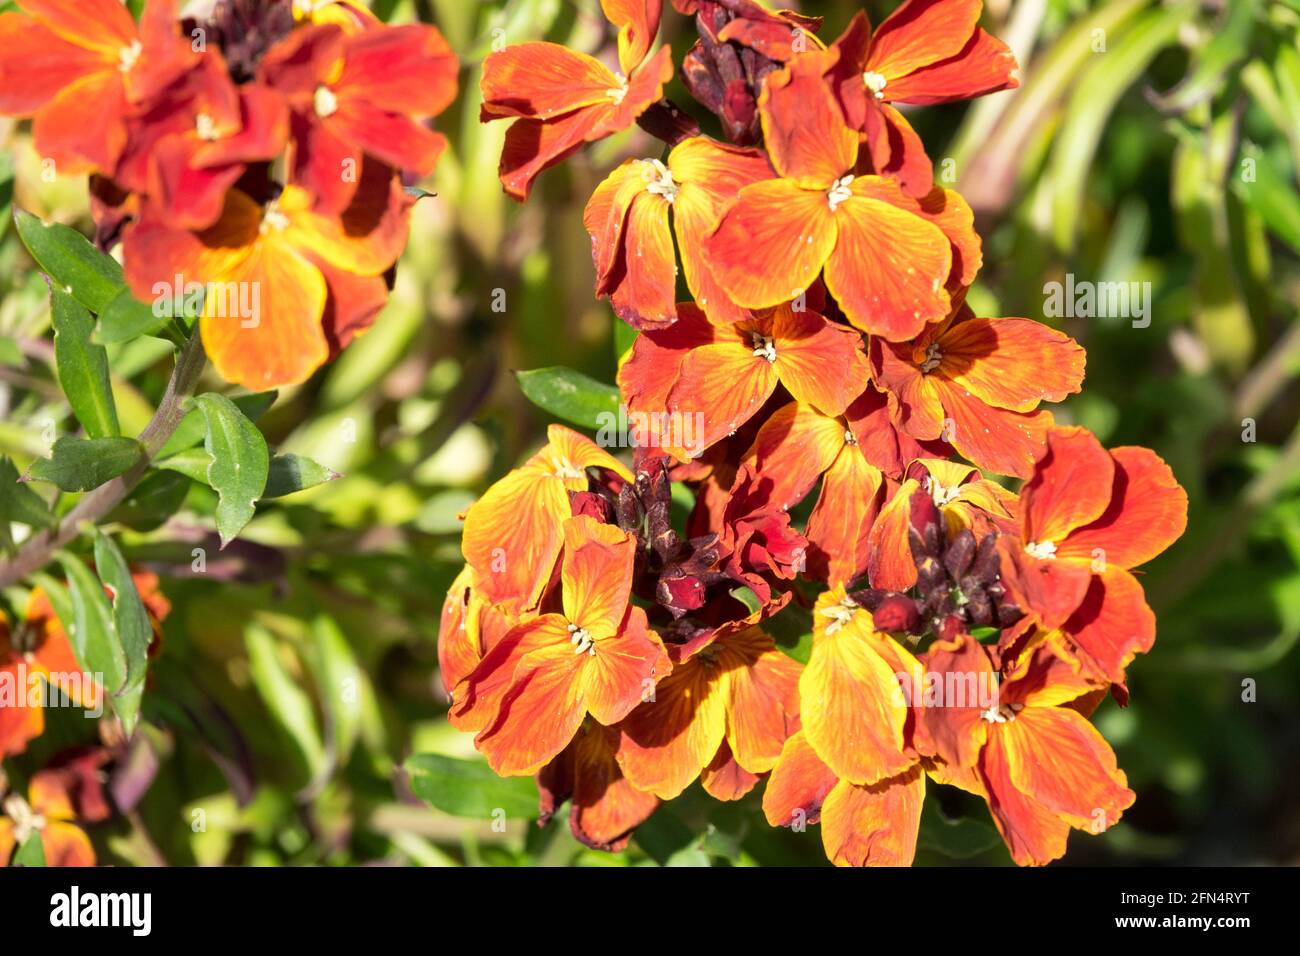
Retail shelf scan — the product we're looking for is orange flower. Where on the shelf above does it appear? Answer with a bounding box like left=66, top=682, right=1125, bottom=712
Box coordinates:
left=870, top=303, right=1086, bottom=477
left=585, top=136, right=773, bottom=328
left=826, top=1, right=1018, bottom=197
left=480, top=1, right=674, bottom=201
left=459, top=425, right=633, bottom=617
left=615, top=622, right=800, bottom=800
left=539, top=720, right=658, bottom=851
left=915, top=633, right=1134, bottom=866
left=997, top=426, right=1188, bottom=684
left=618, top=301, right=871, bottom=460
left=704, top=48, right=980, bottom=341
left=258, top=21, right=457, bottom=212
left=450, top=516, right=670, bottom=777
left=867, top=457, right=1017, bottom=591
left=0, top=748, right=111, bottom=867
left=0, top=0, right=198, bottom=172
left=123, top=160, right=412, bottom=389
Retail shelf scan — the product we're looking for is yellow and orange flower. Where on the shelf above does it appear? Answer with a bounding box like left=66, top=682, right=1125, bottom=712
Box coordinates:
left=0, top=0, right=199, bottom=173
left=915, top=633, right=1134, bottom=866
left=258, top=20, right=457, bottom=213
left=618, top=301, right=871, bottom=460
left=870, top=303, right=1086, bottom=477
left=997, top=426, right=1188, bottom=684
left=451, top=515, right=670, bottom=777
left=826, top=1, right=1019, bottom=197
left=704, top=48, right=980, bottom=341
left=615, top=622, right=801, bottom=800
left=123, top=160, right=413, bottom=389
left=585, top=136, right=774, bottom=328
left=0, top=747, right=112, bottom=867
left=481, top=0, right=674, bottom=201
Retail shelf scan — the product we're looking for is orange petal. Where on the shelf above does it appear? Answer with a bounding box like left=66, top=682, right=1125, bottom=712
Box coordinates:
left=667, top=332, right=780, bottom=454
left=0, top=14, right=107, bottom=114
left=978, top=723, right=1071, bottom=866
left=1058, top=446, right=1188, bottom=570
left=939, top=318, right=1085, bottom=412
left=916, top=187, right=982, bottom=289
left=497, top=110, right=605, bottom=203
left=32, top=69, right=128, bottom=172
left=1004, top=706, right=1135, bottom=832
left=0, top=658, right=44, bottom=758
left=806, top=446, right=885, bottom=587
left=0, top=819, right=12, bottom=865
left=866, top=477, right=919, bottom=591
left=477, top=637, right=589, bottom=776
left=616, top=653, right=726, bottom=799
left=706, top=179, right=837, bottom=310
left=325, top=101, right=448, bottom=176
left=933, top=378, right=1053, bottom=479
left=437, top=567, right=481, bottom=695
left=480, top=42, right=620, bottom=119
left=873, top=103, right=934, bottom=197
left=40, top=822, right=96, bottom=867
left=742, top=402, right=848, bottom=512
left=669, top=137, right=774, bottom=325
left=22, top=0, right=137, bottom=53
left=607, top=190, right=677, bottom=330
left=759, top=47, right=857, bottom=186
left=585, top=159, right=650, bottom=291
left=772, top=304, right=871, bottom=417
left=569, top=721, right=659, bottom=850
left=800, top=593, right=915, bottom=786
left=583, top=606, right=669, bottom=726
left=997, top=537, right=1094, bottom=632
left=1021, top=426, right=1116, bottom=545
left=826, top=177, right=952, bottom=340
left=821, top=765, right=924, bottom=866
left=281, top=172, right=412, bottom=277
left=885, top=29, right=1019, bottom=105
left=913, top=632, right=992, bottom=769
left=1060, top=567, right=1156, bottom=685
left=618, top=302, right=718, bottom=436
left=542, top=423, right=635, bottom=486
left=337, top=23, right=457, bottom=117
left=461, top=464, right=569, bottom=614
left=600, top=0, right=662, bottom=75
left=717, top=627, right=802, bottom=773
left=701, top=739, right=762, bottom=801
left=449, top=615, right=558, bottom=733
left=762, top=729, right=839, bottom=828
left=866, top=0, right=982, bottom=79
left=561, top=516, right=637, bottom=639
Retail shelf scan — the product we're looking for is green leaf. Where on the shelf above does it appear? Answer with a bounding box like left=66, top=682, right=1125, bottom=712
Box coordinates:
left=263, top=453, right=339, bottom=499
left=1233, top=142, right=1300, bottom=255
left=405, top=754, right=539, bottom=819
left=94, top=286, right=169, bottom=344
left=92, top=529, right=152, bottom=734
left=157, top=390, right=276, bottom=460
left=105, top=470, right=189, bottom=532
left=55, top=552, right=127, bottom=702
left=12, top=833, right=46, bottom=867
left=729, top=586, right=762, bottom=615
left=308, top=616, right=365, bottom=766
left=24, top=436, right=143, bottom=492
left=515, top=366, right=621, bottom=431
left=51, top=288, right=119, bottom=438
left=0, top=335, right=22, bottom=366
left=191, top=393, right=270, bottom=547
left=0, top=456, right=53, bottom=551
left=15, top=209, right=124, bottom=314
left=918, top=801, right=1002, bottom=860
left=245, top=623, right=326, bottom=781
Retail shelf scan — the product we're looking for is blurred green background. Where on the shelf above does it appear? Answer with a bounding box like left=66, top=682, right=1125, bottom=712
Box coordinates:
left=1, top=0, right=1298, bottom=866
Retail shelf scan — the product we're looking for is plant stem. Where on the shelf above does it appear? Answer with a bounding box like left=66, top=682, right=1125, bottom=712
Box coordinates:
left=0, top=333, right=207, bottom=589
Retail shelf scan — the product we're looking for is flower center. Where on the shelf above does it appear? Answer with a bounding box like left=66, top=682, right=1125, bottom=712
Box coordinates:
left=844, top=427, right=857, bottom=446
left=551, top=456, right=585, bottom=481
left=314, top=85, right=339, bottom=118
left=260, top=202, right=290, bottom=235
left=751, top=333, right=776, bottom=363
left=606, top=73, right=629, bottom=105
left=568, top=623, right=595, bottom=656
left=642, top=159, right=679, bottom=203
left=1025, top=540, right=1058, bottom=560
left=3, top=795, right=45, bottom=844
left=195, top=112, right=220, bottom=141
left=919, top=342, right=943, bottom=373
left=863, top=71, right=888, bottom=100
left=981, top=702, right=1022, bottom=724
left=119, top=40, right=143, bottom=73
left=827, top=175, right=854, bottom=212
left=926, top=477, right=959, bottom=507
left=819, top=596, right=859, bottom=635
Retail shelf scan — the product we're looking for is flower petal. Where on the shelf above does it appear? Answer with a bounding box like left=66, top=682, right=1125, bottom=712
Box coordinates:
left=939, top=317, right=1086, bottom=412
left=480, top=42, right=619, bottom=120
left=866, top=0, right=983, bottom=79
left=1021, top=426, right=1116, bottom=545
left=762, top=729, right=839, bottom=828
left=773, top=304, right=871, bottom=417
left=933, top=378, right=1053, bottom=479
left=806, top=446, right=885, bottom=587
left=561, top=515, right=636, bottom=637
left=759, top=47, right=857, bottom=186
left=717, top=626, right=802, bottom=773
left=978, top=724, right=1071, bottom=866
left=885, top=29, right=1019, bottom=105
left=821, top=765, right=925, bottom=866
left=1060, top=567, right=1156, bottom=685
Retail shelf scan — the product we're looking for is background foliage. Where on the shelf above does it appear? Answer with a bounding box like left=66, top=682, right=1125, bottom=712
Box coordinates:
left=1, top=0, right=1297, bottom=866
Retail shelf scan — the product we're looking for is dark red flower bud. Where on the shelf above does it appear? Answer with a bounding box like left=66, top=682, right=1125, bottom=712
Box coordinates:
left=943, top=528, right=977, bottom=580
left=873, top=594, right=920, bottom=633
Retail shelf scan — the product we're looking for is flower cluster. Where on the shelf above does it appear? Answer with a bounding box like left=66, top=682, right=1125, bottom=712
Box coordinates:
left=445, top=0, right=1190, bottom=865
left=0, top=0, right=457, bottom=388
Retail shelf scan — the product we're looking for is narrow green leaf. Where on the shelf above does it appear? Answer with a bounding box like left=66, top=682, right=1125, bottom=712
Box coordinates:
left=55, top=552, right=127, bottom=701
left=309, top=616, right=365, bottom=765
left=263, top=453, right=339, bottom=499
left=0, top=456, right=53, bottom=551
left=51, top=288, right=119, bottom=438
left=191, top=393, right=270, bottom=547
left=245, top=623, right=326, bottom=780
left=94, top=286, right=168, bottom=345
left=405, top=754, right=539, bottom=819
left=14, top=209, right=124, bottom=314
left=24, top=436, right=143, bottom=492
left=157, top=390, right=276, bottom=460
left=92, top=529, right=152, bottom=734
left=515, top=366, right=621, bottom=431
